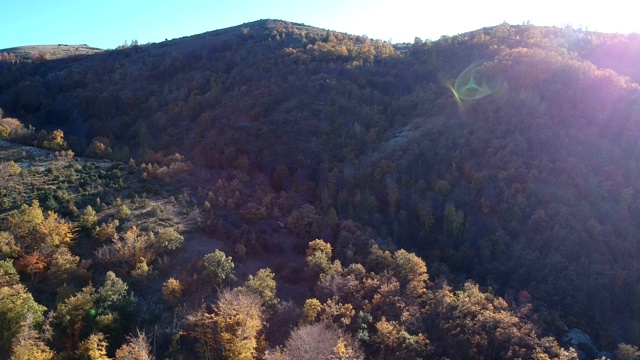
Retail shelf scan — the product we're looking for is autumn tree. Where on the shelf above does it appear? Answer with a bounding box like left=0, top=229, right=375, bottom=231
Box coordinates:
left=372, top=317, right=428, bottom=359
left=300, top=298, right=323, bottom=325
left=0, top=116, right=33, bottom=141
left=39, top=209, right=77, bottom=248
left=8, top=200, right=45, bottom=245
left=95, top=226, right=155, bottom=275
left=77, top=332, right=110, bottom=360
left=306, top=239, right=333, bottom=276
left=47, top=247, right=80, bottom=285
left=184, top=306, right=219, bottom=358
left=185, top=287, right=266, bottom=359
left=319, top=296, right=355, bottom=327
left=268, top=323, right=364, bottom=360
left=366, top=243, right=394, bottom=274
left=0, top=270, right=47, bottom=350
left=424, top=281, right=573, bottom=359
left=271, top=165, right=290, bottom=192
left=391, top=249, right=428, bottom=288
left=0, top=160, right=21, bottom=178
left=35, top=129, right=68, bottom=151
left=9, top=318, right=55, bottom=360
left=0, top=231, right=20, bottom=258
left=15, top=251, right=47, bottom=280
left=115, top=331, right=153, bottom=360
left=8, top=201, right=77, bottom=256
left=85, top=137, right=114, bottom=158
left=215, top=288, right=265, bottom=360
left=162, top=277, right=183, bottom=306
left=93, top=219, right=119, bottom=242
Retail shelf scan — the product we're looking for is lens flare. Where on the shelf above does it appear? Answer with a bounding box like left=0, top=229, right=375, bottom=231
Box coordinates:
left=451, top=62, right=503, bottom=101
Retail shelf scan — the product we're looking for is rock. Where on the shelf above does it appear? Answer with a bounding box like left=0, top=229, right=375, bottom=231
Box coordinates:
left=562, top=329, right=600, bottom=360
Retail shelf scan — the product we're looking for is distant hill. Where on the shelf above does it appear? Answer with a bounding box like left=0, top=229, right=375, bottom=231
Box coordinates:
left=3, top=19, right=640, bottom=352
left=0, top=44, right=102, bottom=62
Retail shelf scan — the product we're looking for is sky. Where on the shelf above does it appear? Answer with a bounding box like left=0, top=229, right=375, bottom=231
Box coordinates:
left=0, top=0, right=636, bottom=50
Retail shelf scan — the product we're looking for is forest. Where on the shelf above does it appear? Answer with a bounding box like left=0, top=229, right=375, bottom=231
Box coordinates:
left=2, top=19, right=640, bottom=359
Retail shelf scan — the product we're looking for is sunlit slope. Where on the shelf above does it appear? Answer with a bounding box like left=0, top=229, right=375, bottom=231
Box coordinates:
left=2, top=20, right=640, bottom=347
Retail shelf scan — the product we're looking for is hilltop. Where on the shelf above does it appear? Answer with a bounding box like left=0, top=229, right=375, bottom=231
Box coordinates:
left=2, top=19, right=640, bottom=358
left=0, top=44, right=102, bottom=62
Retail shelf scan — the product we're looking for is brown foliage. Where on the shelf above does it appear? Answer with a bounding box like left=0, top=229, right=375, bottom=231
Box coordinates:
left=15, top=251, right=47, bottom=279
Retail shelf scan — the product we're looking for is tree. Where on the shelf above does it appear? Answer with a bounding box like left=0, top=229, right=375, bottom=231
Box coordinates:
left=86, top=137, right=113, bottom=158
left=243, top=268, right=278, bottom=310
left=366, top=243, right=394, bottom=274
left=47, top=247, right=80, bottom=284
left=372, top=317, right=428, bottom=359
left=306, top=239, right=333, bottom=275
left=0, top=280, right=47, bottom=350
left=115, top=331, right=153, bottom=360
left=215, top=288, right=264, bottom=360
left=184, top=306, right=218, bottom=358
left=0, top=160, right=21, bottom=178
left=273, top=323, right=364, bottom=360
left=391, top=249, right=428, bottom=287
left=15, top=251, right=47, bottom=280
left=8, top=200, right=45, bottom=245
left=271, top=165, right=290, bottom=192
left=300, top=298, right=323, bottom=325
left=162, top=278, right=183, bottom=306
left=80, top=205, right=98, bottom=229
left=98, top=271, right=136, bottom=314
left=200, top=250, right=236, bottom=289
left=616, top=343, right=640, bottom=360
left=37, top=129, right=68, bottom=151
left=116, top=205, right=131, bottom=220
left=443, top=203, right=465, bottom=239
left=424, top=281, right=572, bottom=359
left=287, top=204, right=323, bottom=241
left=9, top=318, right=55, bottom=360
left=95, top=226, right=155, bottom=274
left=0, top=258, right=20, bottom=287
left=154, top=227, right=184, bottom=251
left=96, top=271, right=137, bottom=340
left=77, top=332, right=110, bottom=360
left=39, top=210, right=77, bottom=248
left=93, top=219, right=119, bottom=242
left=0, top=231, right=20, bottom=258
left=334, top=220, right=372, bottom=264
left=54, top=285, right=97, bottom=346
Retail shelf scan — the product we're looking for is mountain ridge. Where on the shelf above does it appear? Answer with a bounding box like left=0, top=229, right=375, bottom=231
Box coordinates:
left=2, top=19, right=640, bottom=354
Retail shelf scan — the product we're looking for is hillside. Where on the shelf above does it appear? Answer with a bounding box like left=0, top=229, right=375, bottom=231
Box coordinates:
left=2, top=19, right=640, bottom=358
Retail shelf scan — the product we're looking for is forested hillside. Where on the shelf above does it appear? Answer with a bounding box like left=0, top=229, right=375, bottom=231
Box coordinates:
left=2, top=19, right=640, bottom=358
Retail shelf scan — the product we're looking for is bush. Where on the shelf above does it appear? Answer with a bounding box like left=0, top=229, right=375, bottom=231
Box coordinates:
left=155, top=228, right=184, bottom=251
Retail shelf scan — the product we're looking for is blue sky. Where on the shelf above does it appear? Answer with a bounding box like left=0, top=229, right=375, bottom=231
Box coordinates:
left=1, top=0, right=636, bottom=50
